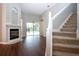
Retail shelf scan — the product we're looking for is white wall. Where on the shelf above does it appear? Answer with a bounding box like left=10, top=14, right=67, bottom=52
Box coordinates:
left=6, top=3, right=22, bottom=43
left=53, top=3, right=77, bottom=30
left=0, top=3, right=22, bottom=44
left=0, top=4, right=3, bottom=42
left=41, top=3, right=69, bottom=36
left=39, top=16, right=46, bottom=37
left=42, top=3, right=69, bottom=28
left=22, top=13, right=40, bottom=22
left=77, top=4, right=79, bottom=38
left=21, top=3, right=77, bottom=37
left=41, top=3, right=77, bottom=36
left=21, top=13, right=40, bottom=37
left=6, top=3, right=21, bottom=26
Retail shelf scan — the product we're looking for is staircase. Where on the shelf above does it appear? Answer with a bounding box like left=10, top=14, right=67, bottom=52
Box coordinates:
left=52, top=14, right=79, bottom=56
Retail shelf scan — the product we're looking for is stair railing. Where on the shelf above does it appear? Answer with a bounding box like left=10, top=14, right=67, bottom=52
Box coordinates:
left=45, top=4, right=71, bottom=56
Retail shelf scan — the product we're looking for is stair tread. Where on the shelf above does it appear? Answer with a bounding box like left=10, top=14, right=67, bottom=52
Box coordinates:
left=64, top=25, right=77, bottom=26
left=53, top=36, right=75, bottom=40
left=61, top=28, right=76, bottom=29
left=53, top=31, right=76, bottom=34
left=53, top=43, right=79, bottom=48
left=53, top=14, right=77, bottom=56
left=53, top=51, right=79, bottom=56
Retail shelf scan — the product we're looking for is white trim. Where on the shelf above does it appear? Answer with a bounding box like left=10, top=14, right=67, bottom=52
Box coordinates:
left=77, top=30, right=79, bottom=39
left=53, top=29, right=60, bottom=32
left=5, top=24, right=21, bottom=44
left=58, top=13, right=73, bottom=31
left=45, top=11, right=52, bottom=56
left=0, top=39, right=22, bottom=44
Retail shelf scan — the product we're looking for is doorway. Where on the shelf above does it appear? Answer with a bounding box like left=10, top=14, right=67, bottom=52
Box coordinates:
left=26, top=22, right=40, bottom=36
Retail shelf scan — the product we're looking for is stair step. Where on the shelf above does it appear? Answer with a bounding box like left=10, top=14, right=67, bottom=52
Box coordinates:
left=69, top=18, right=76, bottom=20
left=66, top=20, right=77, bottom=23
left=53, top=43, right=79, bottom=49
left=63, top=25, right=77, bottom=28
left=67, top=20, right=76, bottom=22
left=53, top=51, right=79, bottom=56
left=65, top=22, right=76, bottom=25
left=62, top=28, right=77, bottom=30
left=53, top=32, right=76, bottom=38
left=68, top=18, right=76, bottom=20
left=62, top=28, right=76, bottom=29
left=53, top=43, right=79, bottom=55
left=53, top=36, right=79, bottom=45
left=69, top=16, right=76, bottom=19
left=61, top=28, right=76, bottom=32
left=53, top=14, right=77, bottom=56
left=64, top=24, right=76, bottom=26
left=53, top=36, right=75, bottom=40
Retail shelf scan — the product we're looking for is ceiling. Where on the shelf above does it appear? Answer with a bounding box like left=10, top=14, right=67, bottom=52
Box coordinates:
left=20, top=3, right=56, bottom=15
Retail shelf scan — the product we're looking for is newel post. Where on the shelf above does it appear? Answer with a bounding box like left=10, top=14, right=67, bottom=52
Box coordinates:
left=45, top=12, right=52, bottom=56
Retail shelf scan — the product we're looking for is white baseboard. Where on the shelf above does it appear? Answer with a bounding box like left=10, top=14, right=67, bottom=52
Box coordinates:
left=0, top=38, right=22, bottom=44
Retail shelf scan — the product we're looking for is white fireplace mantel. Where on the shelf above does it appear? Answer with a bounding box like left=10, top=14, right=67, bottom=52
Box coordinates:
left=0, top=4, right=22, bottom=44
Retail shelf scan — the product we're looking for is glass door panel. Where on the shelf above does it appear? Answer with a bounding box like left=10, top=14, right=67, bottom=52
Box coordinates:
left=26, top=22, right=40, bottom=36
left=33, top=23, right=39, bottom=35
left=26, top=23, right=33, bottom=35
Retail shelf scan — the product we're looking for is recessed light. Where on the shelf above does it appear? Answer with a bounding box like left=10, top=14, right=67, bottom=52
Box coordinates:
left=47, top=5, right=50, bottom=7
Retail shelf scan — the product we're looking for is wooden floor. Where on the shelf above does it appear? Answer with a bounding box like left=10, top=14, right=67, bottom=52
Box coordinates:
left=0, top=36, right=46, bottom=56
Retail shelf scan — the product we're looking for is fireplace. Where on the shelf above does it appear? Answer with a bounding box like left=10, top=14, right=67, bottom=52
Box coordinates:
left=10, top=29, right=19, bottom=40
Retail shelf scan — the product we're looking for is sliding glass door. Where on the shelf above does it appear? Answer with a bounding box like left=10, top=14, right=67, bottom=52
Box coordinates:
left=26, top=22, right=40, bottom=36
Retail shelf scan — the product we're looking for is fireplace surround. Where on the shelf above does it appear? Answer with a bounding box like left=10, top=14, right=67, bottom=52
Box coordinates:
left=10, top=29, right=19, bottom=40
left=4, top=25, right=22, bottom=44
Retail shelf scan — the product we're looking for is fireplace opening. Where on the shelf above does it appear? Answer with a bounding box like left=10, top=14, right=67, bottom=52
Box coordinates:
left=10, top=29, right=19, bottom=40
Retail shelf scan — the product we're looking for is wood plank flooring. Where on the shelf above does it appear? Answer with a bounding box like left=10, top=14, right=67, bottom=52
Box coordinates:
left=0, top=36, right=46, bottom=56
